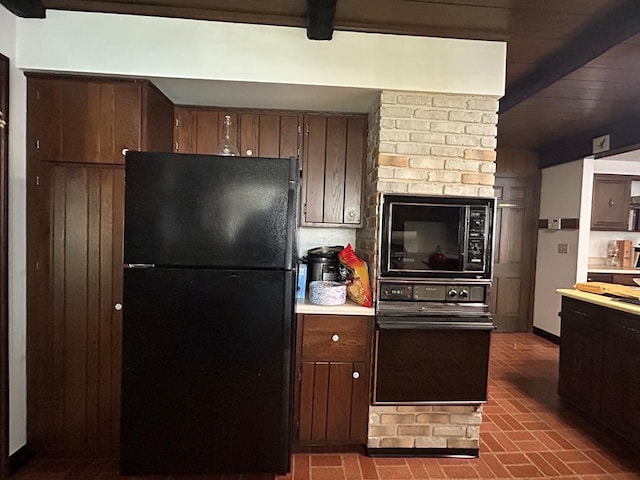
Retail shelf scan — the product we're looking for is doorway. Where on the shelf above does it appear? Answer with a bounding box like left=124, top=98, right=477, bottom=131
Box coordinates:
left=1, top=52, right=9, bottom=480
left=491, top=151, right=541, bottom=332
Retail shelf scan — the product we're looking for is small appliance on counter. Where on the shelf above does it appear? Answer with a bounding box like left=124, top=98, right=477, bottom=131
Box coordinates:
left=303, top=245, right=343, bottom=285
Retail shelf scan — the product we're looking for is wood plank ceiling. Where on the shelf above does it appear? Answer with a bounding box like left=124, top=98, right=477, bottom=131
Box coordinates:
left=5, top=0, right=640, bottom=166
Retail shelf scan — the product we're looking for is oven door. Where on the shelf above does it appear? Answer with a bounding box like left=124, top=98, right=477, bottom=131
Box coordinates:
left=373, top=316, right=494, bottom=405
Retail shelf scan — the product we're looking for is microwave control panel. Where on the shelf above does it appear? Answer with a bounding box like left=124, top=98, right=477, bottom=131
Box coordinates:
left=464, top=208, right=488, bottom=270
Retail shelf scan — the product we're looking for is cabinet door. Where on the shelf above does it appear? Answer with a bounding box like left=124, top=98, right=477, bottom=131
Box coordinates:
left=600, top=312, right=640, bottom=449
left=591, top=175, right=631, bottom=231
left=297, top=361, right=368, bottom=443
left=174, top=108, right=301, bottom=159
left=27, top=76, right=142, bottom=165
left=174, top=108, right=238, bottom=154
left=302, top=114, right=365, bottom=226
left=239, top=112, right=301, bottom=158
left=558, top=300, right=604, bottom=415
left=27, top=163, right=124, bottom=454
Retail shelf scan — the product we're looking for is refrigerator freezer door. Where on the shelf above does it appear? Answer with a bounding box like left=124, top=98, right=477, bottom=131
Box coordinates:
left=124, top=152, right=298, bottom=269
left=120, top=267, right=295, bottom=475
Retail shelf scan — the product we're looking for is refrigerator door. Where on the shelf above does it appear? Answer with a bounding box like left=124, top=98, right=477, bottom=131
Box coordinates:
left=124, top=152, right=298, bottom=269
left=120, top=267, right=295, bottom=475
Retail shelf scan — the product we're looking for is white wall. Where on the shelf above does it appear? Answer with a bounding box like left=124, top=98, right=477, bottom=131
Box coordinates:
left=17, top=11, right=506, bottom=97
left=533, top=160, right=585, bottom=336
left=4, top=9, right=507, bottom=454
left=0, top=4, right=27, bottom=456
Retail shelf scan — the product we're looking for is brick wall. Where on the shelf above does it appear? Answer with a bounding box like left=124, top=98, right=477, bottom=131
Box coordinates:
left=368, top=406, right=482, bottom=449
left=357, top=90, right=499, bottom=452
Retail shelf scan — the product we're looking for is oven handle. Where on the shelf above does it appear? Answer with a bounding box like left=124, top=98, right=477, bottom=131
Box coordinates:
left=376, top=317, right=496, bottom=331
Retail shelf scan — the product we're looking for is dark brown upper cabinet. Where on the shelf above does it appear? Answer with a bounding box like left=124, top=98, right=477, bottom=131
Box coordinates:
left=174, top=107, right=302, bottom=159
left=301, top=114, right=366, bottom=227
left=591, top=174, right=632, bottom=231
left=27, top=74, right=173, bottom=164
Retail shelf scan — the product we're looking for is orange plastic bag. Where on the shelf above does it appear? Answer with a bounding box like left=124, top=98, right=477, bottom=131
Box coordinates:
left=338, top=244, right=373, bottom=307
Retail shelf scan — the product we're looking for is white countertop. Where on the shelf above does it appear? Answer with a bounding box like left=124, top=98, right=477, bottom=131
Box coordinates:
left=588, top=267, right=640, bottom=274
left=295, top=297, right=375, bottom=316
left=556, top=288, right=640, bottom=316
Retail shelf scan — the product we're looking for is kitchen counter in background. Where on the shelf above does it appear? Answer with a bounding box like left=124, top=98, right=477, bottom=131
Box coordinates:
left=556, top=288, right=640, bottom=315
left=588, top=266, right=640, bottom=274
left=295, top=298, right=375, bottom=315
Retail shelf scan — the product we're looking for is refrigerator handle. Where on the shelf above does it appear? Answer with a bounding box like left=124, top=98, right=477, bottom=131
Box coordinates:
left=285, top=157, right=300, bottom=271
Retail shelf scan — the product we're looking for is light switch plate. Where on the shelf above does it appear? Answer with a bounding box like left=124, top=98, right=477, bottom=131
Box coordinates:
left=557, top=243, right=569, bottom=254
left=592, top=134, right=610, bottom=154
left=547, top=218, right=561, bottom=230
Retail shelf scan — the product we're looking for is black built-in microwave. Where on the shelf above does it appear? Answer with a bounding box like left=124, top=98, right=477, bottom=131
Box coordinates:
left=378, top=194, right=495, bottom=280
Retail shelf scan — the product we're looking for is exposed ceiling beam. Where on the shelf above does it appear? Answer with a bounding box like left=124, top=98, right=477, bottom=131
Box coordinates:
left=500, top=0, right=640, bottom=113
left=0, top=0, right=45, bottom=17
left=306, top=0, right=337, bottom=40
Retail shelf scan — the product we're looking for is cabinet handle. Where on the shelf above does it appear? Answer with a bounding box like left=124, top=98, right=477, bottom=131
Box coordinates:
left=331, top=334, right=339, bottom=342
left=622, top=325, right=640, bottom=336
left=245, top=149, right=253, bottom=156
left=566, top=309, right=587, bottom=317
left=114, top=303, right=123, bottom=311
left=352, top=371, right=360, bottom=379
left=122, top=148, right=129, bottom=156
left=609, top=198, right=615, bottom=207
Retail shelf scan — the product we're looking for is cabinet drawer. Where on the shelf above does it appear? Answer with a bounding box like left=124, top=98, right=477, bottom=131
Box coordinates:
left=301, top=315, right=370, bottom=361
left=608, top=311, right=640, bottom=342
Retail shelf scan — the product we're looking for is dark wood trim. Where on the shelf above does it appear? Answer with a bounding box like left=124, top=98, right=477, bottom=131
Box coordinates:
left=539, top=113, right=640, bottom=168
left=365, top=447, right=479, bottom=458
left=500, top=0, right=640, bottom=113
left=533, top=326, right=560, bottom=345
left=0, top=52, right=8, bottom=480
left=8, top=446, right=34, bottom=477
left=537, top=218, right=579, bottom=229
left=306, top=0, right=337, bottom=40
left=0, top=0, right=45, bottom=18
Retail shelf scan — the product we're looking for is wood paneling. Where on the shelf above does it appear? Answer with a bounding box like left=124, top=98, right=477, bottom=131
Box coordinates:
left=141, top=83, right=174, bottom=152
left=28, top=163, right=124, bottom=454
left=174, top=107, right=301, bottom=159
left=25, top=74, right=173, bottom=457
left=302, top=113, right=365, bottom=226
left=26, top=76, right=148, bottom=164
left=303, top=115, right=326, bottom=224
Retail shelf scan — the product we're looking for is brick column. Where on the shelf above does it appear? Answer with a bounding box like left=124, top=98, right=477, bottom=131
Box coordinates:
left=356, top=89, right=499, bottom=452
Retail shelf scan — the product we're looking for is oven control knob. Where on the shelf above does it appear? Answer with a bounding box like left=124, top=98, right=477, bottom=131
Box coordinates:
left=459, top=289, right=469, bottom=298
left=448, top=289, right=458, bottom=298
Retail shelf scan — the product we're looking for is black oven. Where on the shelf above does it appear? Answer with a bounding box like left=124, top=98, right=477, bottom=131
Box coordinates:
left=373, top=194, right=496, bottom=406
left=373, top=315, right=493, bottom=404
left=379, top=194, right=495, bottom=280
left=373, top=279, right=494, bottom=405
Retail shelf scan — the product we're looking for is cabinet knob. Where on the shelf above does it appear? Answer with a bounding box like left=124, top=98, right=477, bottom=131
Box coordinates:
left=352, top=371, right=360, bottom=379
left=114, top=303, right=122, bottom=311
left=347, top=210, right=355, bottom=219
left=245, top=149, right=253, bottom=156
left=122, top=148, right=129, bottom=157
left=331, top=334, right=339, bottom=342
left=609, top=198, right=615, bottom=207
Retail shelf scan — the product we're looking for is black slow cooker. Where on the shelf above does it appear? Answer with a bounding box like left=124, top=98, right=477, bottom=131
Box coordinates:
left=305, top=246, right=343, bottom=284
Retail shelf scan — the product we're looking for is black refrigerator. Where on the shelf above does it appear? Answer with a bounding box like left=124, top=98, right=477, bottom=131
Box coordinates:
left=120, top=152, right=298, bottom=475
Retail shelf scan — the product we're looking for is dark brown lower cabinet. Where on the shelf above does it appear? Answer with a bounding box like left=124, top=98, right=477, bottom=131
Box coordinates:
left=27, top=162, right=124, bottom=455
left=558, top=298, right=604, bottom=416
left=559, top=296, right=640, bottom=449
left=294, top=315, right=372, bottom=447
left=600, top=311, right=640, bottom=448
